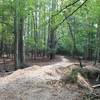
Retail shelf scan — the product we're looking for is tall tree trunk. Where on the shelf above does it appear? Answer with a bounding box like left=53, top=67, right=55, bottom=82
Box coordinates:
left=14, top=0, right=24, bottom=69
left=67, top=22, right=83, bottom=68
left=47, top=0, right=57, bottom=60
left=19, top=17, right=24, bottom=66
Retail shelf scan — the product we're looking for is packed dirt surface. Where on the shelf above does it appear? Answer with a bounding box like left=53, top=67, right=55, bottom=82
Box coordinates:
left=0, top=56, right=97, bottom=100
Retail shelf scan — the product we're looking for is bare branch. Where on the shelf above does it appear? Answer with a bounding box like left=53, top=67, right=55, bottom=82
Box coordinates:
left=51, top=0, right=80, bottom=18
left=54, top=0, right=88, bottom=30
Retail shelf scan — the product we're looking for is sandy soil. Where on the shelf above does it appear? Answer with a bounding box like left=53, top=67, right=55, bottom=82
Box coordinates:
left=0, top=56, right=92, bottom=100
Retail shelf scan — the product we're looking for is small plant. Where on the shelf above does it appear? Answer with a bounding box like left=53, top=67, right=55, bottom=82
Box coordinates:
left=69, top=69, right=78, bottom=83
left=82, top=92, right=100, bottom=100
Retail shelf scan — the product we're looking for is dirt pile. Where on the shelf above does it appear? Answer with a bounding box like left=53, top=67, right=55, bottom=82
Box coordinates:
left=0, top=57, right=82, bottom=100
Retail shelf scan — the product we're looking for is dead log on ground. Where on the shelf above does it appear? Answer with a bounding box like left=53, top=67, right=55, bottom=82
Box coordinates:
left=77, top=73, right=93, bottom=92
left=92, top=84, right=100, bottom=88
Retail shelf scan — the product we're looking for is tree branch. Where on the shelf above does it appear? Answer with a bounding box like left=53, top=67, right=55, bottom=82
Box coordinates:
left=51, top=0, right=80, bottom=18
left=54, top=0, right=88, bottom=31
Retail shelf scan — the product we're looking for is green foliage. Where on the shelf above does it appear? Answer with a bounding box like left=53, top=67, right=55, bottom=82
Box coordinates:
left=57, top=33, right=73, bottom=55
left=0, top=0, right=100, bottom=61
left=25, top=35, right=35, bottom=49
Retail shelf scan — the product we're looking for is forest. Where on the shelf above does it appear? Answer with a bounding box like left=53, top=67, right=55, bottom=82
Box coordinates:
left=0, top=0, right=100, bottom=100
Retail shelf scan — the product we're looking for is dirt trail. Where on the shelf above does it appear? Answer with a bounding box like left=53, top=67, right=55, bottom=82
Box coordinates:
left=0, top=56, right=81, bottom=100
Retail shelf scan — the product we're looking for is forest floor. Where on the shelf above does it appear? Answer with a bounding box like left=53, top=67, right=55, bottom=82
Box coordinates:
left=0, top=55, right=100, bottom=100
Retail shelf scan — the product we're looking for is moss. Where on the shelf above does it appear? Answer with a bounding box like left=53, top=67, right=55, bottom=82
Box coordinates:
left=69, top=69, right=78, bottom=83
left=69, top=68, right=89, bottom=83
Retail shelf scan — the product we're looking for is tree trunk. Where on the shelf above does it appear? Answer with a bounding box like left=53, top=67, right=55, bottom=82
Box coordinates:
left=14, top=0, right=24, bottom=69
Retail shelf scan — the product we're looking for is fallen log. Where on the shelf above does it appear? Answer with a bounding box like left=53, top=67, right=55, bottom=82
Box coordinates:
left=84, top=67, right=100, bottom=74
left=92, top=84, right=100, bottom=88
left=71, top=66, right=100, bottom=82
left=77, top=73, right=93, bottom=92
